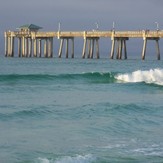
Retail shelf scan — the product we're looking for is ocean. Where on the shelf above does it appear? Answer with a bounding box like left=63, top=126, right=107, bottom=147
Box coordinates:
left=0, top=56, right=163, bottom=163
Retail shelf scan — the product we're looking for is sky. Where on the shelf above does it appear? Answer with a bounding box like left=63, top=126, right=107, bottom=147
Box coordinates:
left=0, top=0, right=163, bottom=56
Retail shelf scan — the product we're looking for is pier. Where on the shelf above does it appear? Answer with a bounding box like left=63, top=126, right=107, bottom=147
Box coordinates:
left=4, top=24, right=163, bottom=60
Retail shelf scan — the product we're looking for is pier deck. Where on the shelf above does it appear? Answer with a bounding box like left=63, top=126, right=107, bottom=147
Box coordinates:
left=6, top=30, right=163, bottom=38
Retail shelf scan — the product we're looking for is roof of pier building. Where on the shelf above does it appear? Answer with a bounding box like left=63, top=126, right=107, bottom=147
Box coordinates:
left=17, top=24, right=42, bottom=32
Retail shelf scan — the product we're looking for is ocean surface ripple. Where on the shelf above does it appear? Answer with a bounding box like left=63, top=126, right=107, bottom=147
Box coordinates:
left=0, top=58, right=163, bottom=163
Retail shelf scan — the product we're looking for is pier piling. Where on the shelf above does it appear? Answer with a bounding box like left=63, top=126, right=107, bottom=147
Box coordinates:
left=82, top=37, right=100, bottom=59
left=111, top=37, right=128, bottom=59
left=58, top=37, right=74, bottom=58
left=156, top=39, right=160, bottom=60
left=142, top=37, right=160, bottom=60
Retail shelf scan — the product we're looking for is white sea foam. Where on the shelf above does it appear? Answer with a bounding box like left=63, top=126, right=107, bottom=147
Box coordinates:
left=103, top=143, right=126, bottom=149
left=37, top=158, right=51, bottom=163
left=115, top=68, right=163, bottom=85
left=132, top=147, right=163, bottom=156
left=37, top=154, right=95, bottom=163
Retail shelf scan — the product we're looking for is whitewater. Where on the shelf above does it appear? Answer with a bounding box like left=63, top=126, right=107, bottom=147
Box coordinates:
left=116, top=68, right=163, bottom=85
left=0, top=57, right=163, bottom=163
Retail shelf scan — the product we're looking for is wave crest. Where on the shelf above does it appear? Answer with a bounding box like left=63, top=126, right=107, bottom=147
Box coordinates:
left=115, top=68, right=163, bottom=86
left=0, top=72, right=115, bottom=84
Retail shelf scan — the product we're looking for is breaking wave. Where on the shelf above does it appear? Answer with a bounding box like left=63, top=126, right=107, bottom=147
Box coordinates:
left=115, top=68, right=163, bottom=86
left=1, top=69, right=163, bottom=85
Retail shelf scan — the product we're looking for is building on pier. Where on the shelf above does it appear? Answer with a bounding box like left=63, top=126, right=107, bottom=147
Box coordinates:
left=5, top=24, right=53, bottom=58
left=17, top=24, right=42, bottom=32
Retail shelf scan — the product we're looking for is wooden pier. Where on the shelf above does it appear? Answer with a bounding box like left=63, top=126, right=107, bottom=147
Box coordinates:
left=4, top=24, right=163, bottom=60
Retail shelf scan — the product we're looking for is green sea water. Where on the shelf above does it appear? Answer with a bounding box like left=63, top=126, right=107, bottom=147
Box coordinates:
left=0, top=56, right=163, bottom=163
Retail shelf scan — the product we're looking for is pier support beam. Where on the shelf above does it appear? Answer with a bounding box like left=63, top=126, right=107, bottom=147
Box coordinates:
left=4, top=32, right=8, bottom=57
left=123, top=40, right=127, bottom=59
left=96, top=38, right=100, bottom=59
left=22, top=37, right=25, bottom=57
left=24, top=38, right=28, bottom=57
left=110, top=37, right=128, bottom=59
left=38, top=39, right=42, bottom=57
left=58, top=38, right=64, bottom=58
left=33, top=39, right=37, bottom=57
left=11, top=36, right=15, bottom=57
left=51, top=38, right=54, bottom=58
left=142, top=38, right=147, bottom=60
left=7, top=37, right=10, bottom=57
left=82, top=37, right=100, bottom=59
left=142, top=37, right=160, bottom=60
left=82, top=38, right=87, bottom=58
left=43, top=37, right=53, bottom=58
left=87, top=38, right=91, bottom=58
left=5, top=32, right=15, bottom=57
left=65, top=39, right=69, bottom=58
left=28, top=38, right=32, bottom=57
left=156, top=39, right=160, bottom=60
left=19, top=37, right=32, bottom=57
left=18, top=38, right=21, bottom=57
left=6, top=36, right=15, bottom=57
left=7, top=37, right=11, bottom=57
left=44, top=39, right=48, bottom=57
left=48, top=38, right=53, bottom=58
left=58, top=37, right=74, bottom=58
left=71, top=38, right=74, bottom=58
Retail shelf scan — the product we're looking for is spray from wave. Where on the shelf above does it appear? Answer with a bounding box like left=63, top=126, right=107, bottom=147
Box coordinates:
left=115, top=68, right=163, bottom=86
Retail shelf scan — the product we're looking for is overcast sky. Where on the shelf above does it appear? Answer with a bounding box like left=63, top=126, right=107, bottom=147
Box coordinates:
left=0, top=0, right=163, bottom=55
left=1, top=0, right=162, bottom=31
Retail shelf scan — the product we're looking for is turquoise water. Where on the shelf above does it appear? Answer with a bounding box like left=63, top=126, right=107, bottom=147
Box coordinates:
left=0, top=56, right=163, bottom=163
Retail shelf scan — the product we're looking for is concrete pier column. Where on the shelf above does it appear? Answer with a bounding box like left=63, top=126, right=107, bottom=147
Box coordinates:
left=82, top=38, right=87, bottom=58
left=44, top=39, right=48, bottom=57
left=96, top=38, right=100, bottom=59
left=90, top=39, right=94, bottom=59
left=110, top=38, right=115, bottom=59
left=48, top=38, right=52, bottom=58
left=59, top=38, right=64, bottom=58
left=7, top=37, right=10, bottom=56
left=22, top=37, right=25, bottom=57
left=13, top=37, right=15, bottom=57
left=116, top=40, right=120, bottom=59
left=114, top=38, right=128, bottom=60
left=38, top=39, right=42, bottom=57
left=65, top=39, right=69, bottom=58
left=118, top=40, right=123, bottom=59
left=18, top=38, right=21, bottom=57
left=51, top=38, right=53, bottom=58
left=9, top=36, right=14, bottom=57
left=87, top=38, right=91, bottom=58
left=4, top=33, right=8, bottom=57
left=123, top=40, right=127, bottom=59
left=156, top=39, right=160, bottom=60
left=142, top=38, right=147, bottom=60
left=47, top=38, right=50, bottom=57
left=71, top=38, right=74, bottom=58
left=33, top=39, right=37, bottom=57
left=28, top=38, right=32, bottom=57
left=24, top=38, right=28, bottom=57
left=27, top=38, right=29, bottom=57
